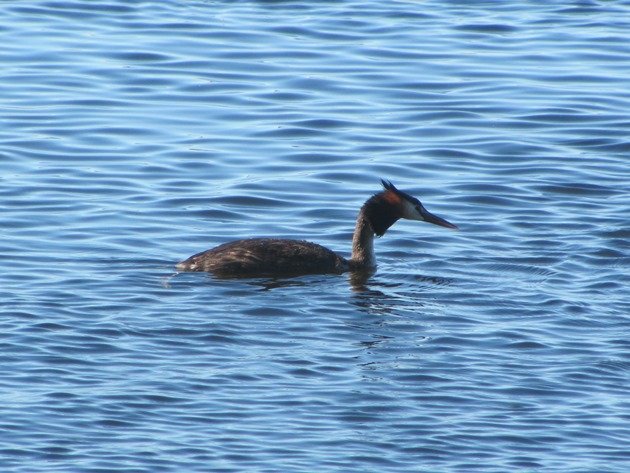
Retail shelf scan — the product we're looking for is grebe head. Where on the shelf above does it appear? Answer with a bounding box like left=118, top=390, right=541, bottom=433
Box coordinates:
left=364, top=180, right=458, bottom=236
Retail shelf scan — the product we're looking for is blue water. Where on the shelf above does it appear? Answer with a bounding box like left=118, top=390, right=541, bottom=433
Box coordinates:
left=1, top=1, right=629, bottom=471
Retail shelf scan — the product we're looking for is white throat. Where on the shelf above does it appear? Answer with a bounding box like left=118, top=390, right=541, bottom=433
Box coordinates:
left=401, top=199, right=423, bottom=221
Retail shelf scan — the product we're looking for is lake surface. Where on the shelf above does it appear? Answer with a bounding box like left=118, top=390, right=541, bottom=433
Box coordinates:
left=1, top=1, right=629, bottom=471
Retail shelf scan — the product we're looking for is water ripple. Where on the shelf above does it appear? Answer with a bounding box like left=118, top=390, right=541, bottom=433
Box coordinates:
left=1, top=0, right=629, bottom=472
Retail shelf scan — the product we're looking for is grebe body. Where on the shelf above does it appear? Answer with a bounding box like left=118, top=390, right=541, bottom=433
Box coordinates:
left=176, top=180, right=457, bottom=277
left=177, top=238, right=348, bottom=276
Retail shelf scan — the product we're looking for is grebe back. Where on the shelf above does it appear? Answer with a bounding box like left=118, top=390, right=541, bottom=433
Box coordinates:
left=176, top=180, right=457, bottom=277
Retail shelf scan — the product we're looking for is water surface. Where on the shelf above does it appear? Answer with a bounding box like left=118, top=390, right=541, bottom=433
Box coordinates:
left=1, top=1, right=629, bottom=472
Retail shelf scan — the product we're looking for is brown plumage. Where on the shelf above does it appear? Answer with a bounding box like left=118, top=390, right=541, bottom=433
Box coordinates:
left=176, top=238, right=347, bottom=276
left=176, top=180, right=457, bottom=277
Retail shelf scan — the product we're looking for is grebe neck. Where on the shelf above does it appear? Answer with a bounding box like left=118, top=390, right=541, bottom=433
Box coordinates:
left=348, top=189, right=405, bottom=271
left=350, top=211, right=376, bottom=269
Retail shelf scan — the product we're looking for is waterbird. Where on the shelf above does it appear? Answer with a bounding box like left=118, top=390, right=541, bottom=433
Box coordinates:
left=176, top=180, right=457, bottom=277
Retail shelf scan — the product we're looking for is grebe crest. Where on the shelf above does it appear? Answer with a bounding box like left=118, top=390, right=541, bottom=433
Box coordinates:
left=177, top=179, right=457, bottom=277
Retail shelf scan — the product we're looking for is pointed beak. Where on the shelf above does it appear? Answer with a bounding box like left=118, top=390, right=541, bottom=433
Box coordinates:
left=420, top=207, right=459, bottom=230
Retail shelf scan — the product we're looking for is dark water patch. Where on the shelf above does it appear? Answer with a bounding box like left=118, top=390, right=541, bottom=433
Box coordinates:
left=211, top=194, right=297, bottom=208
left=532, top=182, right=619, bottom=197
left=237, top=305, right=302, bottom=317
left=107, top=51, right=172, bottom=62
left=455, top=23, right=518, bottom=34
left=253, top=126, right=328, bottom=138
left=293, top=118, right=354, bottom=130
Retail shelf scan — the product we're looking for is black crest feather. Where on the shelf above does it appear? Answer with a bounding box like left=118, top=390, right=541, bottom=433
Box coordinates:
left=381, top=179, right=396, bottom=191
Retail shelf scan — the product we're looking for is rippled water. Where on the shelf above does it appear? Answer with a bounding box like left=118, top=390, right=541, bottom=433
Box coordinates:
left=1, top=1, right=629, bottom=471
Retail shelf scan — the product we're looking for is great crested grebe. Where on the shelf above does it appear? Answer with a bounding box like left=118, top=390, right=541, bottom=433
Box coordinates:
left=176, top=180, right=457, bottom=277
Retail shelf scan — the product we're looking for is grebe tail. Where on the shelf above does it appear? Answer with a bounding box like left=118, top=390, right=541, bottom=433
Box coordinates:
left=176, top=179, right=457, bottom=277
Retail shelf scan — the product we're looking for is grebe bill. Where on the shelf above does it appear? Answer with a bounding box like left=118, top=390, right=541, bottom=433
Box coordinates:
left=176, top=180, right=457, bottom=277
